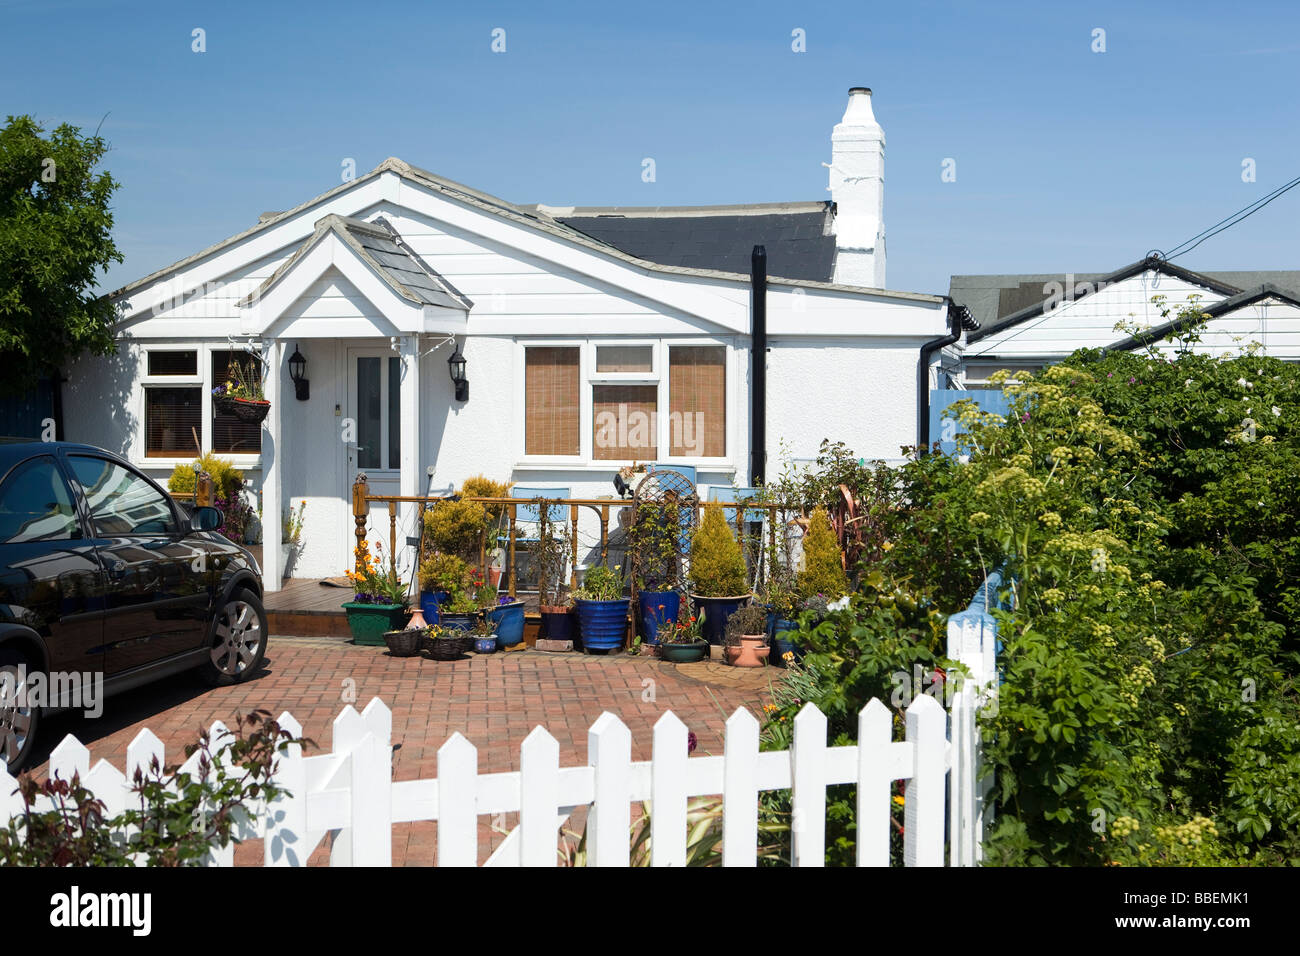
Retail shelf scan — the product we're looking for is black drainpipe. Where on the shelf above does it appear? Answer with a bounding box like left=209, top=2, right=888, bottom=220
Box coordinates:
left=917, top=302, right=962, bottom=453
left=750, top=245, right=767, bottom=486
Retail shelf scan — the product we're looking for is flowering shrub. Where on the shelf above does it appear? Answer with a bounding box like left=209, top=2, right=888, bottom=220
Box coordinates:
left=347, top=542, right=407, bottom=605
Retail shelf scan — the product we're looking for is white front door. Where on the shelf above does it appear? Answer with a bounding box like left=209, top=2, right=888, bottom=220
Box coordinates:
left=346, top=348, right=403, bottom=561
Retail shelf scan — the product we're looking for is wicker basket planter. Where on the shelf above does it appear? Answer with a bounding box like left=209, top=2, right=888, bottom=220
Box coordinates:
left=383, top=628, right=424, bottom=658
left=424, top=634, right=466, bottom=661
left=214, top=394, right=271, bottom=423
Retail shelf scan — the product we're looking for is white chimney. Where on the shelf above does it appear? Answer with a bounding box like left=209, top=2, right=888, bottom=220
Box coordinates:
left=829, top=87, right=886, bottom=288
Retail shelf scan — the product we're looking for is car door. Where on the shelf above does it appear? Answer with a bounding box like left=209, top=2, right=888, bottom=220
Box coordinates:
left=0, top=453, right=107, bottom=675
left=63, top=453, right=211, bottom=675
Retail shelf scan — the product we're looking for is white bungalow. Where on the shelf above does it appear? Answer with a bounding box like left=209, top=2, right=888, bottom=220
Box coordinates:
left=64, top=88, right=953, bottom=590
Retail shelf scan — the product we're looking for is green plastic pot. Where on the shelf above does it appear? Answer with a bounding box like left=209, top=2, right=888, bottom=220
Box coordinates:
left=342, top=602, right=410, bottom=646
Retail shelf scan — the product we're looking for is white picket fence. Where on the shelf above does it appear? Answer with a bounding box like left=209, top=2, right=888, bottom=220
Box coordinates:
left=2, top=594, right=999, bottom=867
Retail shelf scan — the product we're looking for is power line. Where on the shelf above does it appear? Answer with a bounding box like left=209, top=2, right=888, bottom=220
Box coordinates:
left=1158, top=173, right=1300, bottom=262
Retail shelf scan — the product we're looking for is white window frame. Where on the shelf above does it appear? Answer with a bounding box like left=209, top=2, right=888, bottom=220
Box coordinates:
left=515, top=336, right=736, bottom=471
left=135, top=342, right=264, bottom=471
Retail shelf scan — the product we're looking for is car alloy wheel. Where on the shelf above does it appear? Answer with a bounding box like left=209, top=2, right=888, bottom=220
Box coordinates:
left=211, top=598, right=264, bottom=677
left=0, top=664, right=34, bottom=770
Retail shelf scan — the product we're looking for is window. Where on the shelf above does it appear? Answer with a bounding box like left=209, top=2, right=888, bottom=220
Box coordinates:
left=0, top=456, right=80, bottom=543
left=145, top=387, right=202, bottom=458
left=593, top=385, right=657, bottom=460
left=669, top=346, right=726, bottom=458
left=68, top=456, right=177, bottom=536
left=354, top=355, right=402, bottom=470
left=595, top=345, right=653, bottom=374
left=525, top=347, right=580, bottom=456
left=211, top=350, right=263, bottom=455
left=147, top=350, right=197, bottom=376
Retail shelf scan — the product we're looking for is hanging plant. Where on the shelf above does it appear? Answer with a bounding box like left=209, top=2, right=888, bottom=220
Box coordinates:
left=213, top=352, right=270, bottom=423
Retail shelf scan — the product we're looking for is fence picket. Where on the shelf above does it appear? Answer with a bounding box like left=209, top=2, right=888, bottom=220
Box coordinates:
left=437, top=733, right=477, bottom=866
left=349, top=731, right=392, bottom=866
left=791, top=703, right=828, bottom=867
left=722, top=707, right=760, bottom=867
left=904, top=694, right=946, bottom=867
left=857, top=699, right=892, bottom=866
left=519, top=726, right=560, bottom=867
left=48, top=734, right=89, bottom=782
left=265, top=710, right=306, bottom=866
left=588, top=712, right=631, bottom=867
left=650, top=711, right=689, bottom=867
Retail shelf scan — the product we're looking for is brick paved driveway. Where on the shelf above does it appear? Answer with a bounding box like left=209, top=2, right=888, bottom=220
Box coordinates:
left=27, top=638, right=777, bottom=866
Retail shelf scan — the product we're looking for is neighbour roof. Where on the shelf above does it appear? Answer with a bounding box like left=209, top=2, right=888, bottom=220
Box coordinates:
left=960, top=257, right=1249, bottom=344
left=240, top=214, right=472, bottom=311
left=1106, top=282, right=1300, bottom=352
left=112, top=158, right=944, bottom=305
left=523, top=202, right=836, bottom=283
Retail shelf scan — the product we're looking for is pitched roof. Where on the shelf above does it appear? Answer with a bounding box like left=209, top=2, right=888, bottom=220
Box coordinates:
left=1107, top=282, right=1300, bottom=352
left=239, top=214, right=472, bottom=311
left=112, top=158, right=944, bottom=304
left=525, top=202, right=836, bottom=283
left=960, top=257, right=1247, bottom=345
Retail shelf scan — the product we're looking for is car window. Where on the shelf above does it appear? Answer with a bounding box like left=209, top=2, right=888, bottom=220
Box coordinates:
left=67, top=456, right=177, bottom=536
left=0, top=456, right=81, bottom=543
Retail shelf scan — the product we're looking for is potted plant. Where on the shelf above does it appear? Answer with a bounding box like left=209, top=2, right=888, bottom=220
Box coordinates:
left=572, top=564, right=628, bottom=652
left=283, top=499, right=306, bottom=577
left=423, top=624, right=467, bottom=661
left=723, top=604, right=770, bottom=667
left=342, top=542, right=410, bottom=645
left=478, top=576, right=525, bottom=649
left=382, top=624, right=424, bottom=658
left=655, top=610, right=708, bottom=664
left=534, top=501, right=575, bottom=641
left=469, top=615, right=499, bottom=654
left=688, top=501, right=752, bottom=645
left=439, top=588, right=480, bottom=633
left=765, top=580, right=801, bottom=667
left=629, top=500, right=683, bottom=644
left=418, top=551, right=469, bottom=625
left=212, top=353, right=270, bottom=423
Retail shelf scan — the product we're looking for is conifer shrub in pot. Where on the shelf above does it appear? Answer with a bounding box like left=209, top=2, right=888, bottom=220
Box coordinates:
left=723, top=604, right=770, bottom=667
left=418, top=551, right=470, bottom=625
left=688, top=501, right=752, bottom=644
left=572, top=564, right=629, bottom=651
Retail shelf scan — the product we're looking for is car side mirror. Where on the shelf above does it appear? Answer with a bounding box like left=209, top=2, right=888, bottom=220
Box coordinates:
left=190, top=506, right=223, bottom=533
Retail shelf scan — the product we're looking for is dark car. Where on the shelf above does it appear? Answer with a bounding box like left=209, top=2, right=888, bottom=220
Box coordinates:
left=0, top=442, right=267, bottom=771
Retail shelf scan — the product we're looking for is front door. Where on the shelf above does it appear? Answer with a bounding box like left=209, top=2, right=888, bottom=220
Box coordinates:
left=346, top=349, right=403, bottom=562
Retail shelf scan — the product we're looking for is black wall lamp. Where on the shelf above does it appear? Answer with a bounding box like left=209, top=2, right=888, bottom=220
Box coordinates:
left=448, top=345, right=468, bottom=402
left=289, top=344, right=309, bottom=400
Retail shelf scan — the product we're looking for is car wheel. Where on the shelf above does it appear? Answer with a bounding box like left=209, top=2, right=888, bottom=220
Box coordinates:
left=0, top=648, right=40, bottom=774
left=199, top=589, right=268, bottom=686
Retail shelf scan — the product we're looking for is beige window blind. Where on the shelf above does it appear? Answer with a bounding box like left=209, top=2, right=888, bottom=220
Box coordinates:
left=669, top=346, right=726, bottom=457
left=525, top=347, right=580, bottom=456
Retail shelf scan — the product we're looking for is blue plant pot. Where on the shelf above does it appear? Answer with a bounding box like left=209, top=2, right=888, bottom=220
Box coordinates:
left=419, top=590, right=451, bottom=625
left=574, top=598, right=629, bottom=651
left=439, top=611, right=477, bottom=632
left=637, top=590, right=680, bottom=644
left=691, top=594, right=750, bottom=646
left=487, top=600, right=526, bottom=649
left=474, top=637, right=498, bottom=654
left=541, top=609, right=574, bottom=642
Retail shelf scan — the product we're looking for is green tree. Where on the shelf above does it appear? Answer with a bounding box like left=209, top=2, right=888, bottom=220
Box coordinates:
left=0, top=115, right=121, bottom=395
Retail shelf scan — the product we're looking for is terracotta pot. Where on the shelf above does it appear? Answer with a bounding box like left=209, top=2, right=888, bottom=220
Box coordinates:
left=724, top=635, right=770, bottom=667
left=488, top=566, right=504, bottom=587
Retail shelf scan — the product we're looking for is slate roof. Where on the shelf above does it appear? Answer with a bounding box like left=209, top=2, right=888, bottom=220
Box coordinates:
left=241, top=214, right=472, bottom=311
left=952, top=257, right=1300, bottom=337
left=544, top=202, right=837, bottom=283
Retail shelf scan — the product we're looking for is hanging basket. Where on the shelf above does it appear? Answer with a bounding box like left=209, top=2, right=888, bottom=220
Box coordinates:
left=214, top=394, right=271, bottom=423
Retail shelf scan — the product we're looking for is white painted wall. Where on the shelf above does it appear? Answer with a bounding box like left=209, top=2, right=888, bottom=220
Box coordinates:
left=1140, top=300, right=1300, bottom=359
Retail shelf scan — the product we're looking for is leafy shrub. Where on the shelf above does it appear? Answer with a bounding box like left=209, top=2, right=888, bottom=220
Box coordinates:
left=167, top=453, right=244, bottom=500
left=797, top=506, right=848, bottom=599
left=461, top=475, right=511, bottom=524
left=723, top=604, right=768, bottom=645
left=423, top=497, right=489, bottom=562
left=689, top=502, right=748, bottom=596
left=418, top=551, right=470, bottom=593
left=575, top=564, right=624, bottom=601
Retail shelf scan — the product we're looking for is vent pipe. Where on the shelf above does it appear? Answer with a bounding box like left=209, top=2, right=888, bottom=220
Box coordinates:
left=750, top=245, right=767, bottom=486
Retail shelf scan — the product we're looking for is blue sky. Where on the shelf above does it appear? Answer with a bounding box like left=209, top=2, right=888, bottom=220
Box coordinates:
left=3, top=0, right=1298, bottom=296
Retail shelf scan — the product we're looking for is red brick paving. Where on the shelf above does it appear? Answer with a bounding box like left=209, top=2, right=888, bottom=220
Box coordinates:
left=27, top=638, right=776, bottom=866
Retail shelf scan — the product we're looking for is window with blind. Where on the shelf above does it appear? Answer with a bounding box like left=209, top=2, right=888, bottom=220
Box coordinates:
left=525, top=347, right=580, bottom=456
left=144, top=387, right=202, bottom=457
left=212, top=350, right=263, bottom=455
left=593, top=385, right=657, bottom=460
left=669, top=345, right=726, bottom=457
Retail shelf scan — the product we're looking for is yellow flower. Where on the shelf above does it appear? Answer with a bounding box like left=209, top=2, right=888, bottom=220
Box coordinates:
left=892, top=795, right=904, bottom=806
left=881, top=541, right=894, bottom=552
